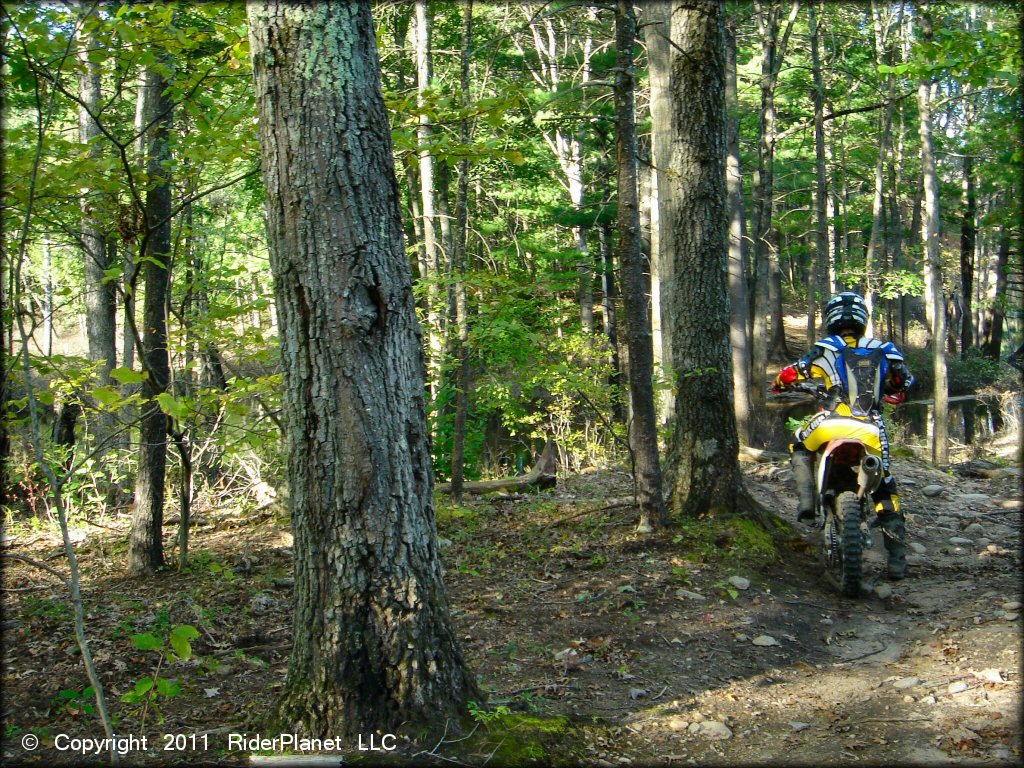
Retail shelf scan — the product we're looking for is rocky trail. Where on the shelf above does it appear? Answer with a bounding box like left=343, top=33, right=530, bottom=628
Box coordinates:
left=1, top=445, right=1021, bottom=766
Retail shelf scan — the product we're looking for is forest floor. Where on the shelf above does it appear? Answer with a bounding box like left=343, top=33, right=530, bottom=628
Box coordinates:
left=2, top=430, right=1021, bottom=767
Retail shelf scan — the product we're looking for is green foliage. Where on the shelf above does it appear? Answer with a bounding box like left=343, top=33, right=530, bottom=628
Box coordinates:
left=55, top=686, right=96, bottom=717
left=121, top=625, right=199, bottom=727
left=467, top=701, right=512, bottom=729
left=905, top=347, right=1006, bottom=397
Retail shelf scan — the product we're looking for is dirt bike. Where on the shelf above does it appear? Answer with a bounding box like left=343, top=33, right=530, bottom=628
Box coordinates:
left=783, top=379, right=886, bottom=597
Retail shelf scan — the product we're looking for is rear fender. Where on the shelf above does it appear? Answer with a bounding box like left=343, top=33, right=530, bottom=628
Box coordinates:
left=817, top=438, right=868, bottom=497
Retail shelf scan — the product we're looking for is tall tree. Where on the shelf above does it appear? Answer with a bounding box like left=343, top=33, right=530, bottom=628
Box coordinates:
left=725, top=12, right=752, bottom=445
left=450, top=0, right=474, bottom=501
left=864, top=0, right=899, bottom=332
left=127, top=63, right=173, bottom=576
left=917, top=3, right=949, bottom=465
left=751, top=0, right=798, bottom=363
left=516, top=4, right=596, bottom=332
left=414, top=0, right=444, bottom=389
left=77, top=17, right=117, bottom=450
left=808, top=0, right=830, bottom=339
left=247, top=0, right=479, bottom=738
left=662, top=0, right=757, bottom=519
left=614, top=0, right=665, bottom=532
left=960, top=155, right=976, bottom=357
left=642, top=0, right=674, bottom=424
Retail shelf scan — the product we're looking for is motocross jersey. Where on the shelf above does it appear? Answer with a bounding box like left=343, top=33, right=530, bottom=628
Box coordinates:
left=795, top=334, right=912, bottom=416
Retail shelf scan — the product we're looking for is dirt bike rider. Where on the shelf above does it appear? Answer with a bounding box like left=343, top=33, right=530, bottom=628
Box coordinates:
left=771, top=291, right=914, bottom=580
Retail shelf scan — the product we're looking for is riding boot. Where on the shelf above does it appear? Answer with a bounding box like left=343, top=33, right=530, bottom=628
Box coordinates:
left=878, top=511, right=907, bottom=580
left=791, top=447, right=816, bottom=523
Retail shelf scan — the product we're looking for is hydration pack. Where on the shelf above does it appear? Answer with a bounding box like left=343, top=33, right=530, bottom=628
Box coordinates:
left=838, top=346, right=887, bottom=416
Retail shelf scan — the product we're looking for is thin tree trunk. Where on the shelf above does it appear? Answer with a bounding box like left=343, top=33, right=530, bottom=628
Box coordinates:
left=960, top=154, right=976, bottom=357
left=598, top=221, right=625, bottom=422
left=43, top=234, right=54, bottom=357
left=864, top=1, right=899, bottom=331
left=128, top=64, right=173, bottom=576
left=726, top=13, right=752, bottom=444
left=78, top=23, right=117, bottom=451
left=755, top=1, right=798, bottom=361
left=615, top=0, right=665, bottom=532
left=450, top=0, right=473, bottom=502
left=415, top=0, right=443, bottom=392
left=642, top=0, right=673, bottom=425
left=982, top=226, right=1009, bottom=361
left=248, top=0, right=479, bottom=738
left=917, top=4, right=948, bottom=466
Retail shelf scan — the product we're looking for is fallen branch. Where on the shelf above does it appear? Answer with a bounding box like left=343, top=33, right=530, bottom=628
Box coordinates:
left=1, top=553, right=69, bottom=586
left=436, top=440, right=557, bottom=495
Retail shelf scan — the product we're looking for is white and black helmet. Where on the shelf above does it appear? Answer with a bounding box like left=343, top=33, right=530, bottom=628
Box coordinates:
left=824, top=292, right=869, bottom=336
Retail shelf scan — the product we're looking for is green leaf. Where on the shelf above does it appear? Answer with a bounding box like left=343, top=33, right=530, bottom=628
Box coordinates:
left=169, top=625, right=199, bottom=661
left=134, top=677, right=155, bottom=695
left=92, top=386, right=122, bottom=407
left=155, top=392, right=187, bottom=421
left=131, top=632, right=162, bottom=652
left=156, top=677, right=181, bottom=698
left=102, top=266, right=124, bottom=285
left=34, top=391, right=55, bottom=407
left=110, top=367, right=147, bottom=385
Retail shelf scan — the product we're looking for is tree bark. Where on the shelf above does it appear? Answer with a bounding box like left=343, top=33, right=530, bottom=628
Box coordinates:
left=917, top=4, right=948, bottom=466
left=808, top=5, right=829, bottom=334
left=642, top=0, right=674, bottom=425
left=248, top=0, right=479, bottom=739
left=78, top=22, right=117, bottom=451
left=752, top=0, right=798, bottom=363
left=127, top=64, right=173, bottom=576
left=864, top=1, right=898, bottom=332
left=982, top=226, right=1009, bottom=361
left=725, top=13, right=752, bottom=445
left=615, top=0, right=665, bottom=532
left=662, top=0, right=757, bottom=520
left=414, top=0, right=444, bottom=395
left=960, top=154, right=976, bottom=357
left=450, top=0, right=473, bottom=501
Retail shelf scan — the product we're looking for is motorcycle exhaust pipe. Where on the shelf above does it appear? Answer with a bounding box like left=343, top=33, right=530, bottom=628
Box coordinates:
left=857, top=455, right=883, bottom=498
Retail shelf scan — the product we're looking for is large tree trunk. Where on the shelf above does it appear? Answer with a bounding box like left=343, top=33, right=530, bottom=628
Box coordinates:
left=917, top=4, right=948, bottom=466
left=725, top=14, right=752, bottom=445
left=127, top=65, right=173, bottom=576
left=615, top=0, right=665, bottom=532
left=78, top=23, right=117, bottom=451
left=248, top=0, right=479, bottom=739
left=662, top=0, right=758, bottom=520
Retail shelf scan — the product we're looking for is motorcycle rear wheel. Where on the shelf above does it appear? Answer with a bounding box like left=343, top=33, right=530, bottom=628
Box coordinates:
left=821, top=492, right=864, bottom=597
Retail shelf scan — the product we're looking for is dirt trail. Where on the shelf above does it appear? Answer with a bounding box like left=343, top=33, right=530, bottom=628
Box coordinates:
left=588, top=456, right=1023, bottom=765
left=1, top=450, right=1020, bottom=766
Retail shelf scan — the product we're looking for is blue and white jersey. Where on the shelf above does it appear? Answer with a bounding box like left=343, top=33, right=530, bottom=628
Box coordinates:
left=797, top=335, right=908, bottom=415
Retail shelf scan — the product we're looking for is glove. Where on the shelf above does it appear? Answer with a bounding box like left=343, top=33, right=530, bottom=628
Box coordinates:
left=883, top=392, right=905, bottom=405
left=774, top=364, right=799, bottom=391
